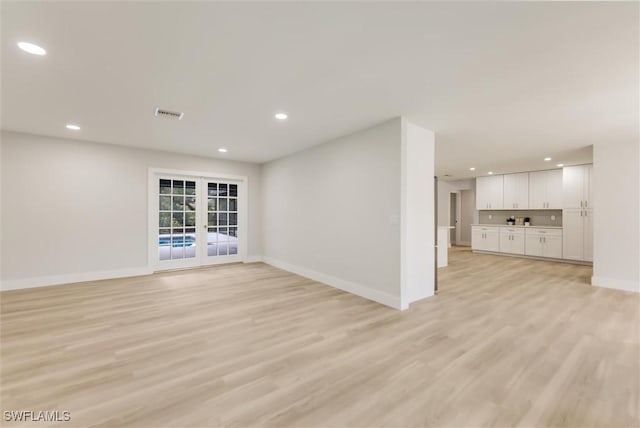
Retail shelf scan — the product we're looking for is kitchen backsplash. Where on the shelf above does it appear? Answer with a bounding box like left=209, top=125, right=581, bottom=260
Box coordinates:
left=478, top=210, right=562, bottom=227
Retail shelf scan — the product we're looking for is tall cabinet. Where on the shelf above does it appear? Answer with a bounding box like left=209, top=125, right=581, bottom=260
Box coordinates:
left=562, top=165, right=593, bottom=261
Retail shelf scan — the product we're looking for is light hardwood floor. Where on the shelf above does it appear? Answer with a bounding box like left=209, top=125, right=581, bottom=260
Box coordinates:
left=1, top=247, right=638, bottom=427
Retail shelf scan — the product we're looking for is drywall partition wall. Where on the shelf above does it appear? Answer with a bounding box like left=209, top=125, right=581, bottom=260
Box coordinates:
left=400, top=120, right=435, bottom=307
left=1, top=131, right=262, bottom=290
left=436, top=179, right=474, bottom=227
left=592, top=141, right=640, bottom=292
left=460, top=188, right=476, bottom=246
left=261, top=118, right=403, bottom=309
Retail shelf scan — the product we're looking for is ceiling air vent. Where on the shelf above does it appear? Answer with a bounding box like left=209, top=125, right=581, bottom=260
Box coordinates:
left=154, top=107, right=184, bottom=120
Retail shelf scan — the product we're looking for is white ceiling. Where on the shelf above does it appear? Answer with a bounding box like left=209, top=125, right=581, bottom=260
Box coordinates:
left=2, top=2, right=637, bottom=179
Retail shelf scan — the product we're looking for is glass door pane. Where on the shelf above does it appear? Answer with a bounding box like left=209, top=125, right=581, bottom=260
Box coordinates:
left=206, top=181, right=239, bottom=259
left=158, top=178, right=197, bottom=262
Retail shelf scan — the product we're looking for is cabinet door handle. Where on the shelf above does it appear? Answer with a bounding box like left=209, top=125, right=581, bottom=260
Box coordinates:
left=580, top=200, right=583, bottom=208
left=580, top=210, right=583, bottom=217
left=585, top=200, right=588, bottom=208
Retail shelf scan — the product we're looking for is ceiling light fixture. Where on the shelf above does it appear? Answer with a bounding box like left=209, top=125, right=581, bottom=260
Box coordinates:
left=488, top=171, right=494, bottom=175
left=544, top=157, right=552, bottom=161
left=469, top=167, right=476, bottom=171
left=218, top=148, right=228, bottom=153
left=17, top=41, right=46, bottom=56
left=274, top=113, right=288, bottom=120
left=65, top=124, right=80, bottom=130
left=556, top=163, right=564, bottom=167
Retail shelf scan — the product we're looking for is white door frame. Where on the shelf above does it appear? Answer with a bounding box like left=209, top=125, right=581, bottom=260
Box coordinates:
left=448, top=191, right=462, bottom=247
left=147, top=168, right=249, bottom=272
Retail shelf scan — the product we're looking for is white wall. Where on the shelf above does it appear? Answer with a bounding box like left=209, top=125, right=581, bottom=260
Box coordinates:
left=401, top=120, right=435, bottom=307
left=437, top=178, right=475, bottom=227
left=1, top=131, right=262, bottom=289
left=592, top=140, right=640, bottom=292
left=262, top=118, right=403, bottom=308
left=460, top=188, right=476, bottom=245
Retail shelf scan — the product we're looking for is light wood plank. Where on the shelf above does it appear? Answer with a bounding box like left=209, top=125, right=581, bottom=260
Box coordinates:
left=1, top=248, right=638, bottom=427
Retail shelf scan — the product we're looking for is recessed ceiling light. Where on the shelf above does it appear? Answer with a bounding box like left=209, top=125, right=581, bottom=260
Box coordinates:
left=274, top=113, right=288, bottom=120
left=544, top=157, right=552, bottom=161
left=469, top=167, right=476, bottom=171
left=17, top=41, right=46, bottom=56
left=218, top=148, right=228, bottom=153
left=488, top=171, right=494, bottom=175
left=65, top=124, right=80, bottom=130
left=556, top=163, right=564, bottom=167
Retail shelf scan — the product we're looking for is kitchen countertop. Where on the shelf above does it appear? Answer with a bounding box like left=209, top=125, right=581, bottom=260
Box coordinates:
left=471, top=224, right=563, bottom=229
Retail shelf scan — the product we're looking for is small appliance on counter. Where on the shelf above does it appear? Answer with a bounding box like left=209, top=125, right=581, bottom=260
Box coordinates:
left=524, top=217, right=531, bottom=226
left=507, top=216, right=515, bottom=225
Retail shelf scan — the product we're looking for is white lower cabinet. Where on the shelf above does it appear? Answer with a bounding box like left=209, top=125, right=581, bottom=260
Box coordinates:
left=563, top=208, right=592, bottom=261
left=525, top=228, right=563, bottom=259
left=473, top=225, right=564, bottom=260
left=471, top=226, right=500, bottom=252
left=499, top=228, right=525, bottom=255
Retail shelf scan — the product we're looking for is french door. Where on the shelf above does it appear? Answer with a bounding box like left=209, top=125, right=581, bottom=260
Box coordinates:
left=149, top=171, right=245, bottom=271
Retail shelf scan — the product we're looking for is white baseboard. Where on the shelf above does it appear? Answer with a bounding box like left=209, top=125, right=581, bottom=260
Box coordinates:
left=591, top=276, right=640, bottom=293
left=262, top=256, right=402, bottom=310
left=244, top=255, right=263, bottom=263
left=1, top=267, right=153, bottom=292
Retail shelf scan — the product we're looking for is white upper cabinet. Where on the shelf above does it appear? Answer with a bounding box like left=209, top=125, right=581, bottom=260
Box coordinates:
left=476, top=175, right=504, bottom=210
left=546, top=169, right=563, bottom=209
left=503, top=173, right=529, bottom=209
left=529, top=169, right=563, bottom=209
left=563, top=164, right=593, bottom=209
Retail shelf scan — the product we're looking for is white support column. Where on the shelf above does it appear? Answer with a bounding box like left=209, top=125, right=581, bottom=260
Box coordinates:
left=591, top=141, right=640, bottom=292
left=400, top=119, right=436, bottom=309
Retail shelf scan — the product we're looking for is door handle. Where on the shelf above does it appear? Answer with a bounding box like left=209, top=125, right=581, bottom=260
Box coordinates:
left=580, top=200, right=583, bottom=208
left=585, top=200, right=588, bottom=208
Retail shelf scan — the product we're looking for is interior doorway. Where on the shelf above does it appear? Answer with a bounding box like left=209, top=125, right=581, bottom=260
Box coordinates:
left=449, top=191, right=461, bottom=246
